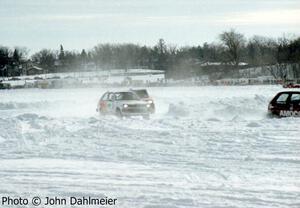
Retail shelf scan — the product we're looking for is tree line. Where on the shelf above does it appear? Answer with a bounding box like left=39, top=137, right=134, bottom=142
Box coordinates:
left=1, top=29, right=300, bottom=79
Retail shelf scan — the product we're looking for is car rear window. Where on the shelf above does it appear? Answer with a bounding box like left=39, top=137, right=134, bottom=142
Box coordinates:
left=276, top=93, right=289, bottom=103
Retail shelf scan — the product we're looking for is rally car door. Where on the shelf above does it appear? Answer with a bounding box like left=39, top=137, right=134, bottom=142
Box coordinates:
left=290, top=93, right=300, bottom=113
left=275, top=93, right=290, bottom=116
left=100, top=92, right=109, bottom=112
left=107, top=93, right=115, bottom=113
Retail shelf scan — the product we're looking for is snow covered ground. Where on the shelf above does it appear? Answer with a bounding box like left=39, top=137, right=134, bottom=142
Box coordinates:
left=0, top=86, right=299, bottom=208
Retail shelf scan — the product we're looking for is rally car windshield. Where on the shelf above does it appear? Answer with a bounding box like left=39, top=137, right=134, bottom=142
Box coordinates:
left=133, top=90, right=149, bottom=98
left=115, top=92, right=139, bottom=100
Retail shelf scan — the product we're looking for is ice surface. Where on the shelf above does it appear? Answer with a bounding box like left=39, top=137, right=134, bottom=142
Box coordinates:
left=0, top=86, right=299, bottom=208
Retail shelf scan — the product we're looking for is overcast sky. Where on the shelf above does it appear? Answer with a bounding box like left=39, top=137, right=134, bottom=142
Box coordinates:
left=1, top=0, right=300, bottom=53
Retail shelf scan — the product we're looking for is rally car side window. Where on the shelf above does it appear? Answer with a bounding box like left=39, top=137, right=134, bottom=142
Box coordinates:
left=276, top=93, right=289, bottom=104
left=291, top=93, right=300, bottom=104
left=108, top=93, right=115, bottom=101
left=114, top=93, right=122, bottom=100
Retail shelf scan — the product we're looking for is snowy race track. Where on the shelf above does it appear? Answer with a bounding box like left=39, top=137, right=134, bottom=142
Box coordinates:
left=0, top=86, right=300, bottom=208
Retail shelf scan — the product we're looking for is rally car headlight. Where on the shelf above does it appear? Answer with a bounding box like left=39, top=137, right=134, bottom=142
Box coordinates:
left=147, top=100, right=153, bottom=104
left=123, top=104, right=128, bottom=108
left=146, top=104, right=151, bottom=108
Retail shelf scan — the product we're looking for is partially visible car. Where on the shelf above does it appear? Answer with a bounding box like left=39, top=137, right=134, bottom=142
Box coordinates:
left=283, top=83, right=300, bottom=88
left=268, top=91, right=300, bottom=117
left=97, top=91, right=151, bottom=119
left=130, top=89, right=155, bottom=113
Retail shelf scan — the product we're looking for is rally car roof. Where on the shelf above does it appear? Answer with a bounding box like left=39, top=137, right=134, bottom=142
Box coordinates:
left=105, top=90, right=136, bottom=93
left=277, top=91, right=300, bottom=94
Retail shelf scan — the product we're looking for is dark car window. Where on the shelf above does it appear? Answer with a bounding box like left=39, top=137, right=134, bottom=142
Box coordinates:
left=108, top=93, right=115, bottom=101
left=133, top=90, right=149, bottom=98
left=276, top=93, right=289, bottom=104
left=115, top=92, right=139, bottom=100
left=291, top=93, right=300, bottom=104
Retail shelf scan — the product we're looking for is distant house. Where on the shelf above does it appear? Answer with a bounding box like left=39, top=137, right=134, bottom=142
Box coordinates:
left=26, top=66, right=44, bottom=75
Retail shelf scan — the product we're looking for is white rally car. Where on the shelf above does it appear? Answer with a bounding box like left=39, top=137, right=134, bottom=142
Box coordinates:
left=97, top=91, right=151, bottom=119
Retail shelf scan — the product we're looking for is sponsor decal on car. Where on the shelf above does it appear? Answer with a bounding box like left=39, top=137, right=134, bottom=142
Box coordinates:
left=279, top=110, right=300, bottom=117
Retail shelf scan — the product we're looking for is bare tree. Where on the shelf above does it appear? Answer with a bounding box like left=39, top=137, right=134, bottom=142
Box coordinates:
left=266, top=64, right=288, bottom=81
left=247, top=36, right=278, bottom=66
left=32, top=49, right=57, bottom=72
left=219, top=29, right=246, bottom=67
